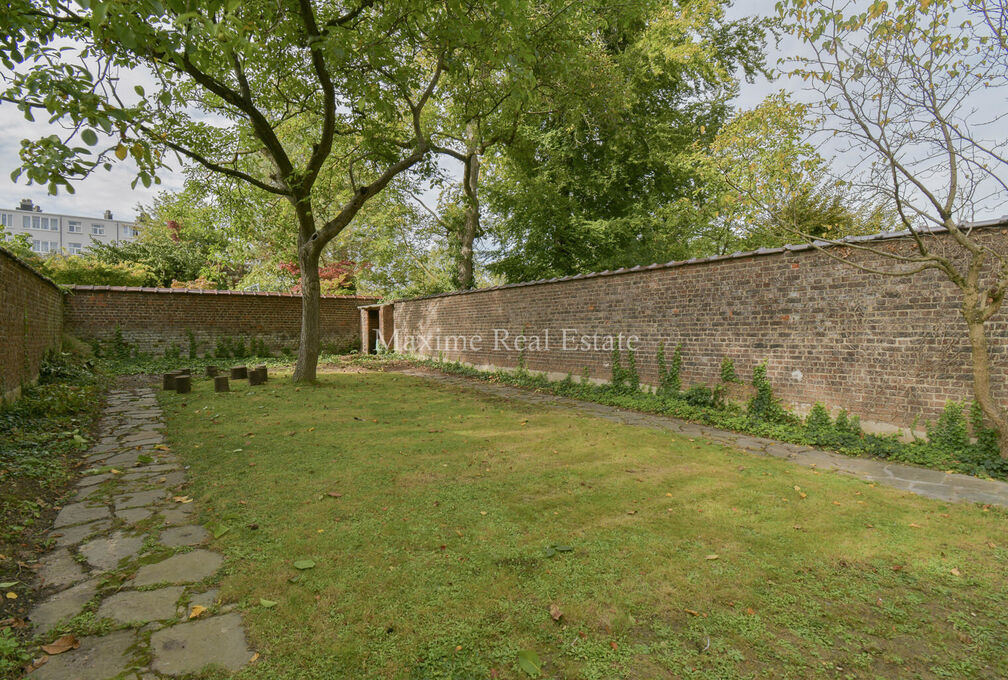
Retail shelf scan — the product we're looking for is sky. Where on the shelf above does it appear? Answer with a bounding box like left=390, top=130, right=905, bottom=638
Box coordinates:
left=0, top=1, right=1002, bottom=222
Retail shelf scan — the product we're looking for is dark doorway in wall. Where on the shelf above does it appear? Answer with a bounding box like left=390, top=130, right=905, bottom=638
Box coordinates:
left=368, top=308, right=380, bottom=353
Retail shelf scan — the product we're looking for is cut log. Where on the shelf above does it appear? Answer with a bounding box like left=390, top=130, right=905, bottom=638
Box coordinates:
left=230, top=366, right=248, bottom=379
left=174, top=375, right=192, bottom=394
left=162, top=373, right=176, bottom=390
left=214, top=376, right=230, bottom=392
left=249, top=367, right=266, bottom=386
left=205, top=365, right=219, bottom=377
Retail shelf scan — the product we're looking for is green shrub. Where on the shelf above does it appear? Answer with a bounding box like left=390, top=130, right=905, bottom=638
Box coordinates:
left=42, top=254, right=152, bottom=286
left=186, top=329, right=199, bottom=359
left=215, top=336, right=233, bottom=359
left=747, top=361, right=791, bottom=424
left=720, top=356, right=740, bottom=384
left=655, top=342, right=682, bottom=396
left=927, top=402, right=970, bottom=452
left=625, top=350, right=640, bottom=393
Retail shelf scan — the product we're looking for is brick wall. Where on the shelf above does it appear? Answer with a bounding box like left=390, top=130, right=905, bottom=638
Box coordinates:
left=65, top=286, right=376, bottom=357
left=392, top=226, right=1008, bottom=430
left=0, top=247, right=63, bottom=401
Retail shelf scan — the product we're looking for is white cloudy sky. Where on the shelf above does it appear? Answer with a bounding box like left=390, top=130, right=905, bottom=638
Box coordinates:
left=0, top=1, right=1002, bottom=221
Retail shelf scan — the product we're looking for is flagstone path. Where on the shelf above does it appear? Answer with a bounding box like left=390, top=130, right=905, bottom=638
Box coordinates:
left=398, top=368, right=1008, bottom=508
left=26, top=384, right=253, bottom=679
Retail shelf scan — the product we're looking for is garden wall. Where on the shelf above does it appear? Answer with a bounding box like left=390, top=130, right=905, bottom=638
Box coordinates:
left=65, top=286, right=377, bottom=357
left=391, top=223, right=1008, bottom=431
left=0, top=247, right=64, bottom=402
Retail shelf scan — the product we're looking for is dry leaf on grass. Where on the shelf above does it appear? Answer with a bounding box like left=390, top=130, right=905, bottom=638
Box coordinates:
left=189, top=605, right=207, bottom=619
left=549, top=603, right=563, bottom=621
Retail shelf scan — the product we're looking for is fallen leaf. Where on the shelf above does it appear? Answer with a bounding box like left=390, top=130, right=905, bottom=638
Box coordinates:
left=516, top=649, right=542, bottom=677
left=41, top=634, right=79, bottom=655
left=293, top=559, right=316, bottom=570
left=173, top=496, right=193, bottom=504
left=685, top=608, right=700, bottom=616
left=189, top=605, right=207, bottom=619
left=259, top=599, right=277, bottom=609
left=549, top=603, right=563, bottom=621
left=609, top=641, right=619, bottom=650
left=4, top=592, right=16, bottom=600
left=0, top=581, right=17, bottom=589
left=213, top=525, right=231, bottom=539
left=326, top=492, right=343, bottom=498
left=250, top=652, right=260, bottom=663
left=950, top=567, right=962, bottom=577
left=909, top=523, right=922, bottom=528
left=705, top=554, right=719, bottom=560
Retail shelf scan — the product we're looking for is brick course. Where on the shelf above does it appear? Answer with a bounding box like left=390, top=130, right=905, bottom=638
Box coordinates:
left=65, top=286, right=376, bottom=357
left=392, top=227, right=1008, bottom=430
left=0, top=247, right=64, bottom=401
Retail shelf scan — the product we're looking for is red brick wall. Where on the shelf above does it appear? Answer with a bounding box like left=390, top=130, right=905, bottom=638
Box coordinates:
left=65, top=286, right=376, bottom=357
left=393, top=228, right=1008, bottom=429
left=0, top=248, right=63, bottom=401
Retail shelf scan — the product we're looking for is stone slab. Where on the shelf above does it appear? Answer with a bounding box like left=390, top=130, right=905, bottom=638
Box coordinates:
left=132, top=550, right=223, bottom=587
left=113, top=489, right=168, bottom=510
left=160, top=504, right=195, bottom=526
left=116, top=507, right=154, bottom=524
left=38, top=548, right=87, bottom=590
left=79, top=531, right=145, bottom=571
left=51, top=520, right=112, bottom=548
left=159, top=525, right=209, bottom=548
left=31, top=629, right=136, bottom=680
left=97, top=586, right=185, bottom=624
left=150, top=613, right=252, bottom=675
left=53, top=503, right=111, bottom=528
left=30, top=578, right=98, bottom=633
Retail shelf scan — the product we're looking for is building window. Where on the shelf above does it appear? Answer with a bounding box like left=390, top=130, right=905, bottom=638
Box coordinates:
left=91, top=223, right=105, bottom=235
left=32, top=216, right=40, bottom=229
left=67, top=220, right=81, bottom=233
left=31, top=240, right=57, bottom=253
left=122, top=225, right=136, bottom=238
left=0, top=213, right=10, bottom=227
left=49, top=219, right=59, bottom=231
left=68, top=242, right=82, bottom=255
left=22, top=215, right=30, bottom=228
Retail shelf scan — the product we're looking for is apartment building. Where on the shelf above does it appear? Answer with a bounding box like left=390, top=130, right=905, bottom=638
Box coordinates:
left=0, top=199, right=139, bottom=255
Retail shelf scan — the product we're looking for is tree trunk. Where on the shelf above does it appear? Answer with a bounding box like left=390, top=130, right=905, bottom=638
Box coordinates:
left=457, top=124, right=481, bottom=290
left=293, top=199, right=322, bottom=383
left=964, top=309, right=1008, bottom=457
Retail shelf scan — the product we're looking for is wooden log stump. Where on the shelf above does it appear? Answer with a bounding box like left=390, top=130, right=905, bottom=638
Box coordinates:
left=255, top=365, right=268, bottom=382
left=230, top=366, right=248, bottom=379
left=205, top=365, right=219, bottom=377
left=162, top=373, right=176, bottom=390
left=174, top=375, right=192, bottom=394
left=249, top=367, right=266, bottom=386
left=214, top=376, right=230, bottom=392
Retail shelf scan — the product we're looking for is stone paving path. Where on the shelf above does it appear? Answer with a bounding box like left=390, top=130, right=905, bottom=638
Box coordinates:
left=399, top=368, right=1008, bottom=508
left=26, top=384, right=253, bottom=679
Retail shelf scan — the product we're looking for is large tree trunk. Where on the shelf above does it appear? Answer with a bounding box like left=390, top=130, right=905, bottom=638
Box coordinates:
left=964, top=308, right=1008, bottom=458
left=293, top=201, right=321, bottom=383
left=457, top=124, right=481, bottom=290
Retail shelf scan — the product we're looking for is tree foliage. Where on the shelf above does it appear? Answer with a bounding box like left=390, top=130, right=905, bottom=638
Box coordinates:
left=486, top=0, right=772, bottom=281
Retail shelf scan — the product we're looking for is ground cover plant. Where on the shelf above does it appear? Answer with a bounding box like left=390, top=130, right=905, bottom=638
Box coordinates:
left=161, top=369, right=1008, bottom=679
left=0, top=352, right=107, bottom=676
left=392, top=352, right=1008, bottom=482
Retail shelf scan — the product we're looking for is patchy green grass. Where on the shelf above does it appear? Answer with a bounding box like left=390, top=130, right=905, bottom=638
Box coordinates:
left=161, top=370, right=1008, bottom=680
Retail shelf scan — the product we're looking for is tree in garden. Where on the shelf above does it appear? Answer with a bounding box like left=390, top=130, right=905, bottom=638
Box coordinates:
left=693, top=92, right=891, bottom=254
left=2, top=0, right=515, bottom=382
left=485, top=0, right=772, bottom=282
left=426, top=1, right=609, bottom=290
left=778, top=0, right=1008, bottom=455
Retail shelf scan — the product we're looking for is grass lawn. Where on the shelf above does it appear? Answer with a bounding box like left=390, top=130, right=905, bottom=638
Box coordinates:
left=160, top=369, right=1008, bottom=680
